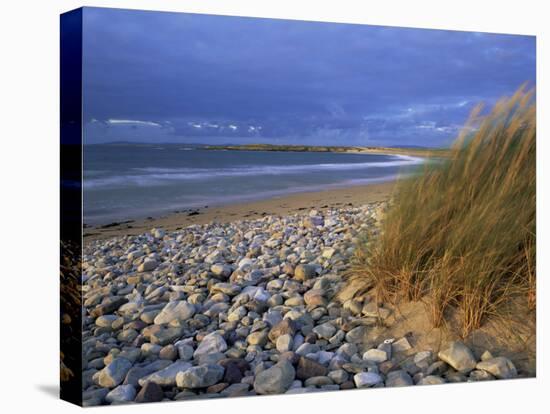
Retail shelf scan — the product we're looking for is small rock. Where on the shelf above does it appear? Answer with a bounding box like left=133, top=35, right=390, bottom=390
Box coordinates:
left=221, top=383, right=250, bottom=397
left=417, top=375, right=446, bottom=385
left=196, top=352, right=225, bottom=366
left=446, top=372, right=468, bottom=383
left=152, top=228, right=165, bottom=238
left=363, top=349, right=388, bottom=363
left=176, top=343, right=194, bottom=361
left=97, top=358, right=133, bottom=388
left=362, top=302, right=391, bottom=319
left=414, top=351, right=433, bottom=369
left=276, top=334, right=294, bottom=353
left=91, top=297, right=128, bottom=317
left=83, top=388, right=109, bottom=406
left=313, top=323, right=336, bottom=340
left=207, top=382, right=228, bottom=394
left=438, top=341, right=477, bottom=373
left=205, top=250, right=224, bottom=264
left=469, top=369, right=495, bottom=381
left=123, top=360, right=172, bottom=387
left=159, top=344, right=177, bottom=360
left=295, top=343, right=320, bottom=356
left=138, top=360, right=192, bottom=387
left=304, top=289, right=327, bottom=307
left=268, top=319, right=296, bottom=342
left=480, top=350, right=494, bottom=361
left=385, top=370, right=413, bottom=387
left=95, top=314, right=119, bottom=328
left=476, top=357, right=517, bottom=379
left=304, top=216, right=324, bottom=228
left=294, top=264, right=317, bottom=281
left=194, top=332, right=228, bottom=359
left=153, top=300, right=195, bottom=325
left=176, top=364, right=225, bottom=389
left=222, top=361, right=244, bottom=384
left=254, top=360, right=296, bottom=395
left=211, top=264, right=232, bottom=279
left=247, top=330, right=268, bottom=346
left=426, top=361, right=448, bottom=376
left=140, top=310, right=160, bottom=324
left=340, top=380, right=355, bottom=390
left=147, top=325, right=184, bottom=346
left=135, top=381, right=164, bottom=403
left=343, top=299, right=363, bottom=315
left=345, top=326, right=368, bottom=343
left=354, top=372, right=383, bottom=388
left=296, top=356, right=328, bottom=380
left=138, top=259, right=158, bottom=272
left=377, top=341, right=393, bottom=360
left=327, top=369, right=349, bottom=384
left=336, top=343, right=358, bottom=359
left=305, top=376, right=334, bottom=387
left=211, top=283, right=241, bottom=296
left=105, top=384, right=136, bottom=404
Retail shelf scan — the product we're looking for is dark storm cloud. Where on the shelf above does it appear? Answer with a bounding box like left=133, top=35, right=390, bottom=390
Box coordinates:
left=82, top=7, right=535, bottom=146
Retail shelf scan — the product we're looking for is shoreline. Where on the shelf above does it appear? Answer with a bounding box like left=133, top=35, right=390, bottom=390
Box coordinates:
left=202, top=144, right=450, bottom=158
left=84, top=181, right=396, bottom=242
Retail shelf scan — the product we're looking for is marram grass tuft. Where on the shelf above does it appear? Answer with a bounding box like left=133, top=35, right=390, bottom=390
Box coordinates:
left=343, top=85, right=535, bottom=337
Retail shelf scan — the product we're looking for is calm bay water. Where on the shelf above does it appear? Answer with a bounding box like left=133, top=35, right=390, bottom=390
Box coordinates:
left=83, top=144, right=423, bottom=224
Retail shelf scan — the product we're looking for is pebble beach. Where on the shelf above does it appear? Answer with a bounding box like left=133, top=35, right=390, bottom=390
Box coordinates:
left=81, top=200, right=522, bottom=406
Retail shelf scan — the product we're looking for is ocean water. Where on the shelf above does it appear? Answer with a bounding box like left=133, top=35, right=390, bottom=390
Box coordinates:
left=83, top=144, right=423, bottom=224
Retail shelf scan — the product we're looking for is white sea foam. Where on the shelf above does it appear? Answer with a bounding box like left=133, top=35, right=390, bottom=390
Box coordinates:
left=84, top=155, right=423, bottom=190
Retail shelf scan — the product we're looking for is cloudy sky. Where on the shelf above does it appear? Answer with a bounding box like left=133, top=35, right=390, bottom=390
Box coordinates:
left=82, top=7, right=535, bottom=147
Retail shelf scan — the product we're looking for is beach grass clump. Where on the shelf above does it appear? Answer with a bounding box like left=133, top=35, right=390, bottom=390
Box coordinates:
left=344, top=85, right=536, bottom=337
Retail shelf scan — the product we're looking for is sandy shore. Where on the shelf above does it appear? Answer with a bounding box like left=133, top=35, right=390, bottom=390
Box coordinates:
left=84, top=181, right=396, bottom=242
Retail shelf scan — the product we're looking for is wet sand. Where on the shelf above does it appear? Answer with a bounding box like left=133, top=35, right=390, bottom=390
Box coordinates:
left=83, top=181, right=395, bottom=242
